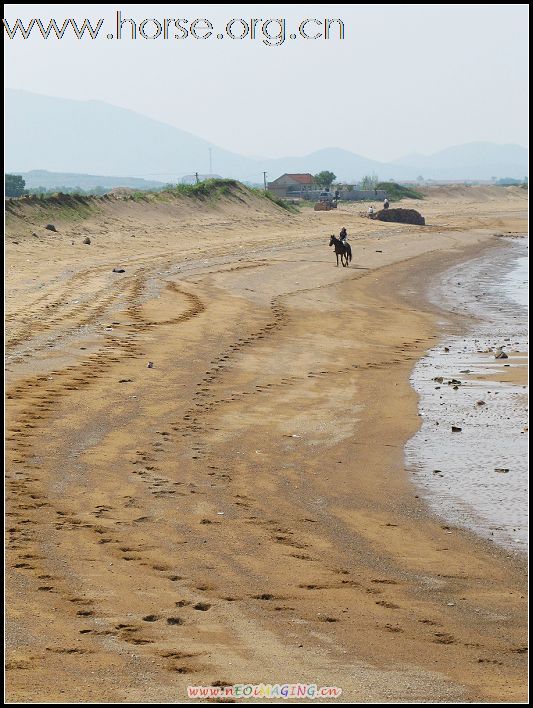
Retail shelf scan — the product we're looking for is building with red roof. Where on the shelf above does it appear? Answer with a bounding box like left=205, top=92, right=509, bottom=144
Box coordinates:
left=266, top=173, right=317, bottom=197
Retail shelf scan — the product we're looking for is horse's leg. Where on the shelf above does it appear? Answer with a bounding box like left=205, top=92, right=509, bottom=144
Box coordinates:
left=336, top=252, right=339, bottom=267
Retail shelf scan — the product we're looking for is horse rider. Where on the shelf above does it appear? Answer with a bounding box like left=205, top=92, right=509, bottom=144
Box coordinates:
left=383, top=197, right=390, bottom=210
left=339, top=226, right=348, bottom=243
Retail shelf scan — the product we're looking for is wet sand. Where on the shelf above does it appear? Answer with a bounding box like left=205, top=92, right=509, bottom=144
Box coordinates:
left=5, top=185, right=528, bottom=702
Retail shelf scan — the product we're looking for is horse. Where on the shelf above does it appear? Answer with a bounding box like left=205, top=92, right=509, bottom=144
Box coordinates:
left=329, top=235, right=352, bottom=267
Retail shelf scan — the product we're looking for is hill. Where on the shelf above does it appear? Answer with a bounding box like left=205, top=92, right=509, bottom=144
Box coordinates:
left=5, top=90, right=405, bottom=183
left=5, top=90, right=528, bottom=182
left=5, top=89, right=256, bottom=181
left=393, top=142, right=528, bottom=180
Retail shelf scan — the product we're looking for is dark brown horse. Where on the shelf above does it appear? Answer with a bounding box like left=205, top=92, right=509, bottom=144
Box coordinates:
left=329, top=235, right=352, bottom=267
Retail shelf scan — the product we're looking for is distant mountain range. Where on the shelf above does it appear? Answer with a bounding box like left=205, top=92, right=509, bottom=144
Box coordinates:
left=392, top=142, right=528, bottom=180
left=5, top=89, right=528, bottom=183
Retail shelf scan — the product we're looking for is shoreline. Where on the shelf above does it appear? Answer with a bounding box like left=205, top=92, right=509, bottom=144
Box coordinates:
left=6, top=188, right=528, bottom=702
left=406, top=236, right=528, bottom=553
left=335, top=235, right=527, bottom=563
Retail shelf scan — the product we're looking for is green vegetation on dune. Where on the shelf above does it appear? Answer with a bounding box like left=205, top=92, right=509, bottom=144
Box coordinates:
left=123, top=179, right=295, bottom=211
left=377, top=182, right=424, bottom=201
left=25, top=185, right=110, bottom=197
left=119, top=179, right=242, bottom=203
left=161, top=178, right=241, bottom=200
left=5, top=180, right=296, bottom=232
left=164, top=179, right=297, bottom=211
left=5, top=191, right=101, bottom=222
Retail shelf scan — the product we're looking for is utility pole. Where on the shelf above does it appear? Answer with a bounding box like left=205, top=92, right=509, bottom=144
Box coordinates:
left=208, top=148, right=213, bottom=175
left=195, top=172, right=199, bottom=184
left=263, top=171, right=267, bottom=190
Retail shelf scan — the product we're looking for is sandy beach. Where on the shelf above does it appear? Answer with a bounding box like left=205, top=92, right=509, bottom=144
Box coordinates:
left=5, top=185, right=528, bottom=702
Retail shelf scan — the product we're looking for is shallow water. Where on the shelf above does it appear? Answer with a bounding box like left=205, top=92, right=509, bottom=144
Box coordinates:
left=406, top=237, right=529, bottom=553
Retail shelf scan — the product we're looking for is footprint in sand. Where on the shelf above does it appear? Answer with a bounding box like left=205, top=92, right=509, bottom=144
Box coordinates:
left=166, top=617, right=184, bottom=626
left=193, top=602, right=211, bottom=611
left=142, top=614, right=160, bottom=622
left=434, top=632, right=455, bottom=644
left=376, top=600, right=400, bottom=609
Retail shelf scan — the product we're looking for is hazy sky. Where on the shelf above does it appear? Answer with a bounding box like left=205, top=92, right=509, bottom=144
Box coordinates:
left=4, top=4, right=529, bottom=161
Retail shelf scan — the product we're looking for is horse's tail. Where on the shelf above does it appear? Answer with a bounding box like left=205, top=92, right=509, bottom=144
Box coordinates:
left=347, top=244, right=352, bottom=262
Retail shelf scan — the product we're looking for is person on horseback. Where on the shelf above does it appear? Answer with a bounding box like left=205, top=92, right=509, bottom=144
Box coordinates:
left=329, top=233, right=352, bottom=267
left=339, top=226, right=348, bottom=243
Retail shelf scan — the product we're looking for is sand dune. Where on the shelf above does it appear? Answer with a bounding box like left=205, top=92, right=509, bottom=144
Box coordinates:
left=5, top=184, right=528, bottom=702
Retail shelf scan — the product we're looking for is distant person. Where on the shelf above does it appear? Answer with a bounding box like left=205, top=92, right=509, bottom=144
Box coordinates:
left=383, top=197, right=390, bottom=210
left=368, top=206, right=375, bottom=217
left=339, top=226, right=348, bottom=242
